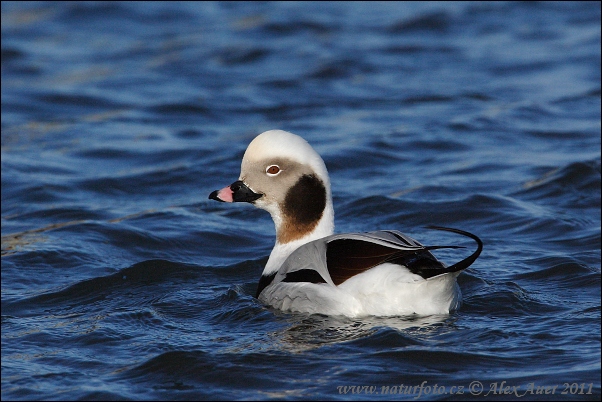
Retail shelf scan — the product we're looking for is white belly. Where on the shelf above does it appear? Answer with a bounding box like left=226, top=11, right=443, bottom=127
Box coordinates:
left=258, top=263, right=462, bottom=317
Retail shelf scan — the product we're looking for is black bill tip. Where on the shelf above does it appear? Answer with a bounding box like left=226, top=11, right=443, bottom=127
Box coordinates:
left=209, top=190, right=225, bottom=202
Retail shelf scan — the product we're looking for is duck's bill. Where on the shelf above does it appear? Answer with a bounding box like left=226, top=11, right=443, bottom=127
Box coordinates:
left=209, top=180, right=263, bottom=203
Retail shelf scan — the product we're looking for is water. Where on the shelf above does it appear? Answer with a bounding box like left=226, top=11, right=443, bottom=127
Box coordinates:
left=1, top=1, right=600, bottom=400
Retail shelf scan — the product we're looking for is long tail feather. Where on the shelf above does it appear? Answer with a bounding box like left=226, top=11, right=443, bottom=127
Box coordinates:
left=424, top=226, right=483, bottom=273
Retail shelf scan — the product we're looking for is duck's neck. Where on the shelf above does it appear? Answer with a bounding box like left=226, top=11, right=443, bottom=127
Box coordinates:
left=263, top=201, right=334, bottom=276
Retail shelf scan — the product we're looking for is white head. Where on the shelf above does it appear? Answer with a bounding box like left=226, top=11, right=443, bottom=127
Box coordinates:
left=209, top=130, right=335, bottom=245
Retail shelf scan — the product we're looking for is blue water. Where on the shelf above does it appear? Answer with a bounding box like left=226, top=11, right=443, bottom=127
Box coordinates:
left=2, top=1, right=600, bottom=400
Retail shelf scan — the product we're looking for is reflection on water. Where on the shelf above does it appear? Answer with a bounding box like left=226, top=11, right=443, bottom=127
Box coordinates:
left=275, top=313, right=453, bottom=352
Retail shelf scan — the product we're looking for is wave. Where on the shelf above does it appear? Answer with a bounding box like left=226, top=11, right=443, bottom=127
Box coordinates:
left=1, top=258, right=265, bottom=316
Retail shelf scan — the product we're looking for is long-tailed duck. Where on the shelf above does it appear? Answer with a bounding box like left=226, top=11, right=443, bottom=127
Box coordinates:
left=209, top=130, right=482, bottom=317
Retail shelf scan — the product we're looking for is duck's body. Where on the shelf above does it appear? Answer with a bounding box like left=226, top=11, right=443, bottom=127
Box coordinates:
left=209, top=130, right=482, bottom=317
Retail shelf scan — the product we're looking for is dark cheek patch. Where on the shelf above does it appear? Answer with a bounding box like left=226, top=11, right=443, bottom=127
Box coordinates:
left=283, top=174, right=326, bottom=226
left=277, top=174, right=327, bottom=244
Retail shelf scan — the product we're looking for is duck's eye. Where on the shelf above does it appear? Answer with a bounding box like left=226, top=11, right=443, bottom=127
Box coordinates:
left=266, top=165, right=281, bottom=176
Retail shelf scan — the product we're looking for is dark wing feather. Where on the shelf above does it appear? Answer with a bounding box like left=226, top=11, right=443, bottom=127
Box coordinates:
left=325, top=238, right=455, bottom=284
left=390, top=250, right=451, bottom=279
left=325, top=239, right=402, bottom=285
left=325, top=227, right=482, bottom=284
left=282, top=269, right=327, bottom=284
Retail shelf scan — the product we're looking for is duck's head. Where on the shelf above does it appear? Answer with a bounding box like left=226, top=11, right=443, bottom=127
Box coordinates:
left=209, top=130, right=334, bottom=244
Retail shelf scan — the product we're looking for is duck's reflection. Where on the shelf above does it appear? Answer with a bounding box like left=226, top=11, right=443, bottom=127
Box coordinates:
left=271, top=311, right=456, bottom=352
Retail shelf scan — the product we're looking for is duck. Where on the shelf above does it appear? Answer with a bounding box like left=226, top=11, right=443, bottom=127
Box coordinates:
left=209, top=130, right=482, bottom=317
